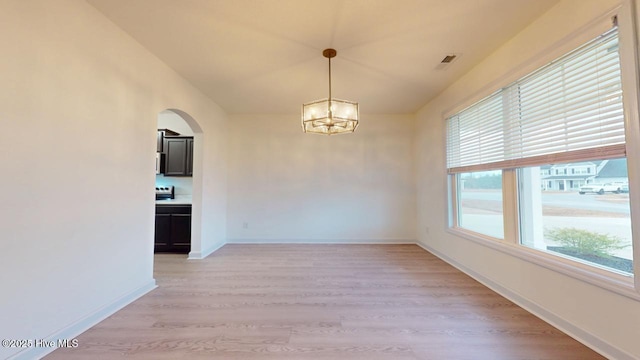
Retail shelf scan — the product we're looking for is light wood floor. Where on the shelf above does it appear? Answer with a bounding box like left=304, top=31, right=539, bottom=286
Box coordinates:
left=47, top=244, right=604, bottom=359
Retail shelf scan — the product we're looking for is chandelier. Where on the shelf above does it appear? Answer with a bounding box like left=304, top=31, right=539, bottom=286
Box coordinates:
left=302, top=49, right=359, bottom=135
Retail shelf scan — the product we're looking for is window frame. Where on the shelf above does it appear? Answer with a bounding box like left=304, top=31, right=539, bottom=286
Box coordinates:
left=452, top=170, right=506, bottom=239
left=515, top=160, right=632, bottom=275
left=445, top=2, right=640, bottom=300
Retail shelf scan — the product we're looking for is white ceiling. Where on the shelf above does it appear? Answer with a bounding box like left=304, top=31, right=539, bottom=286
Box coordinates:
left=87, top=0, right=559, bottom=114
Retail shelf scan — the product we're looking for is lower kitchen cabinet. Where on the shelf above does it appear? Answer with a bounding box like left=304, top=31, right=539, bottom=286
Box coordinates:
left=155, top=204, right=191, bottom=253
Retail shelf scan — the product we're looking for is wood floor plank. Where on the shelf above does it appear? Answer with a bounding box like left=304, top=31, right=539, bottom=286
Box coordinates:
left=46, top=244, right=605, bottom=359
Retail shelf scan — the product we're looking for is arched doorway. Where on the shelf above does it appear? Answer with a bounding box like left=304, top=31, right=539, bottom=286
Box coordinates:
left=155, top=109, right=204, bottom=258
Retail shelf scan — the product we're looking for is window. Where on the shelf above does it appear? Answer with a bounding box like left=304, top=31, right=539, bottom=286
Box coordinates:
left=446, top=22, right=636, bottom=282
left=520, top=159, right=632, bottom=275
left=457, top=171, right=503, bottom=239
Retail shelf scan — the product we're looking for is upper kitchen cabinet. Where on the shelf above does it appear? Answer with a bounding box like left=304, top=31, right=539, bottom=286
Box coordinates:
left=186, top=137, right=193, bottom=176
left=164, top=136, right=193, bottom=177
left=157, top=129, right=180, bottom=153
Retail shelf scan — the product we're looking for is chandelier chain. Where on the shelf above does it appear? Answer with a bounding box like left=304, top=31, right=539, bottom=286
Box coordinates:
left=328, top=56, right=332, bottom=103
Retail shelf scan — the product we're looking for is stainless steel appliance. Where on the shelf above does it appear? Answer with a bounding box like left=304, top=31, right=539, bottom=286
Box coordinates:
left=155, top=185, right=174, bottom=200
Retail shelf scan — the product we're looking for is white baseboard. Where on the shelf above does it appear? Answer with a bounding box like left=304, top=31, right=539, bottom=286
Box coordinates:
left=188, top=240, right=225, bottom=259
left=9, top=280, right=157, bottom=360
left=226, top=238, right=415, bottom=244
left=415, top=241, right=635, bottom=360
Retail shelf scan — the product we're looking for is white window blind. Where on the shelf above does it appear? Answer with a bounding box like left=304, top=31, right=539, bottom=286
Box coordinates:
left=446, top=92, right=503, bottom=169
left=446, top=28, right=624, bottom=173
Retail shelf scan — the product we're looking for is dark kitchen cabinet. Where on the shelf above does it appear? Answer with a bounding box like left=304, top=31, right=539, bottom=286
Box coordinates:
left=155, top=204, right=191, bottom=253
left=163, top=136, right=193, bottom=177
left=154, top=213, right=172, bottom=248
left=157, top=129, right=180, bottom=153
left=186, top=137, right=194, bottom=176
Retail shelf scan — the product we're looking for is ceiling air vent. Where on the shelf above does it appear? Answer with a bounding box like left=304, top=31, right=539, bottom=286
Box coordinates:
left=435, top=53, right=460, bottom=70
left=441, top=54, right=457, bottom=63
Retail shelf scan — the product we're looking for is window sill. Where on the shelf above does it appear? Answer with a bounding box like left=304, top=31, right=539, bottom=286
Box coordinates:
left=446, top=227, right=639, bottom=301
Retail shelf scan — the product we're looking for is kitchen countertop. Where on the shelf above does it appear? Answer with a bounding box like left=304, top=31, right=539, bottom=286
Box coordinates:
left=155, top=194, right=192, bottom=205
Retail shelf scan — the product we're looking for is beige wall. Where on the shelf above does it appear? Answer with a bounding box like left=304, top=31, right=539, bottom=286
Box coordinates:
left=227, top=114, right=416, bottom=242
left=0, top=0, right=227, bottom=358
left=415, top=0, right=639, bottom=358
left=3, top=0, right=638, bottom=358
